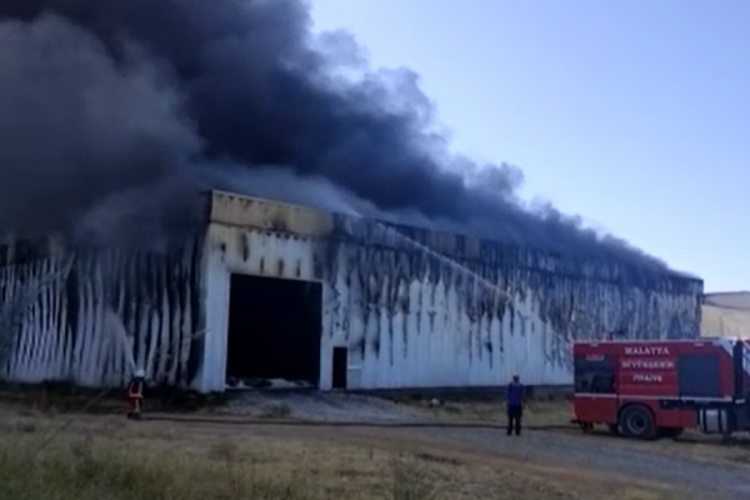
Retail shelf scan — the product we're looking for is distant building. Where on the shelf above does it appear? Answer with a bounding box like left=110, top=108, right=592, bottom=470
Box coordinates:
left=702, top=291, right=750, bottom=339
left=0, top=190, right=703, bottom=393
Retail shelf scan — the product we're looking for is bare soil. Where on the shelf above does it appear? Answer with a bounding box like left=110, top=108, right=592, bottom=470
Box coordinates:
left=0, top=403, right=682, bottom=500
left=195, top=393, right=750, bottom=499
left=3, top=393, right=750, bottom=499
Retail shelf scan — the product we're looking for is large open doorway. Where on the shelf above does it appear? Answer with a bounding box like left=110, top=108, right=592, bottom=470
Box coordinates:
left=225, top=274, right=323, bottom=389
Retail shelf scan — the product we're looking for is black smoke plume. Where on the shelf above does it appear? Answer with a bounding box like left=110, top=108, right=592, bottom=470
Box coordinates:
left=0, top=0, right=675, bottom=272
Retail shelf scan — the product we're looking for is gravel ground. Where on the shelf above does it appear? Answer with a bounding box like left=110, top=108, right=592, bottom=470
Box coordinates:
left=420, top=427, right=750, bottom=500
left=214, top=392, right=750, bottom=499
left=223, top=390, right=431, bottom=422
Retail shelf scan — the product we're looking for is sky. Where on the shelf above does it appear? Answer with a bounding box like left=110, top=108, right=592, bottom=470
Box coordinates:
left=310, top=0, right=750, bottom=293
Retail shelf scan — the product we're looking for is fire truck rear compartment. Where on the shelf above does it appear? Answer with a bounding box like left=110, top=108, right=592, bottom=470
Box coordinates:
left=572, top=339, right=750, bottom=439
left=677, top=354, right=722, bottom=398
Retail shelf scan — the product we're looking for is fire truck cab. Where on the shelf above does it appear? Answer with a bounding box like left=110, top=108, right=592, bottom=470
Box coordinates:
left=572, top=338, right=750, bottom=439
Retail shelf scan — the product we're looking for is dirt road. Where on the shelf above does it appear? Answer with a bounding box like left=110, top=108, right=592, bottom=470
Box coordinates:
left=416, top=427, right=750, bottom=499
left=147, top=414, right=750, bottom=499
left=3, top=390, right=749, bottom=499
left=150, top=391, right=750, bottom=499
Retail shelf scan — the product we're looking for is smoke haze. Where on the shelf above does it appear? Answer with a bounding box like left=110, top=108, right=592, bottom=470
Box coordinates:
left=0, top=0, right=675, bottom=272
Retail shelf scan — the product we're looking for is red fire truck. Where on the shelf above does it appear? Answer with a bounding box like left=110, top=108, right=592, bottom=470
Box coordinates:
left=571, top=338, right=750, bottom=439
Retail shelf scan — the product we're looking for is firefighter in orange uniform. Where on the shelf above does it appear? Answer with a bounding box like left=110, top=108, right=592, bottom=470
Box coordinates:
left=127, top=369, right=146, bottom=420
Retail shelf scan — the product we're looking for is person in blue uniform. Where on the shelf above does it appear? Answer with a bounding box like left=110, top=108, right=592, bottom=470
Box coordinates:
left=506, top=373, right=524, bottom=436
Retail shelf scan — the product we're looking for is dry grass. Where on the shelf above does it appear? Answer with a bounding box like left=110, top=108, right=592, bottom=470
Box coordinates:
left=0, top=404, right=680, bottom=500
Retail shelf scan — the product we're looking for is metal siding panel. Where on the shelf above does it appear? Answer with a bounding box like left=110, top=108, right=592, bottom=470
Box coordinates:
left=207, top=223, right=317, bottom=281
left=199, top=245, right=229, bottom=393
left=0, top=238, right=206, bottom=390
left=209, top=190, right=334, bottom=237
left=322, top=235, right=702, bottom=390
left=703, top=292, right=750, bottom=311
left=701, top=304, right=750, bottom=339
left=0, top=193, right=705, bottom=394
left=202, top=223, right=323, bottom=391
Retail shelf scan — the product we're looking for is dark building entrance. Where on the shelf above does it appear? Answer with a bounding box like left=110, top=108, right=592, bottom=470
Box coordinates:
left=225, top=274, right=322, bottom=388
left=331, top=346, right=348, bottom=389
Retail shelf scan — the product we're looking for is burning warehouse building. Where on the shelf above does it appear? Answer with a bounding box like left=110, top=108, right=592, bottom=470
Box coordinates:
left=0, top=189, right=703, bottom=393
left=0, top=1, right=704, bottom=393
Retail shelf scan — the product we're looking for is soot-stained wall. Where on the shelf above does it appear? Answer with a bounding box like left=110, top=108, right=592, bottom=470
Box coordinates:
left=324, top=217, right=702, bottom=389
left=0, top=191, right=704, bottom=393
left=0, top=237, right=206, bottom=390
left=199, top=191, right=704, bottom=392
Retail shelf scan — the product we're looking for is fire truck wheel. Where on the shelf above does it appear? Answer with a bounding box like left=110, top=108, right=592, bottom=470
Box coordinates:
left=619, top=405, right=657, bottom=440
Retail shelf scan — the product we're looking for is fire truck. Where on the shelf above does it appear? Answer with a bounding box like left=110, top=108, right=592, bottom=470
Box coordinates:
left=571, top=338, right=750, bottom=439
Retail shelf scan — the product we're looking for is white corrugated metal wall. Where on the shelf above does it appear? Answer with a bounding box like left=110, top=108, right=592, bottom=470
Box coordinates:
left=0, top=191, right=703, bottom=394
left=0, top=243, right=205, bottom=390
left=196, top=224, right=321, bottom=392
left=196, top=192, right=702, bottom=392
left=701, top=305, right=750, bottom=339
